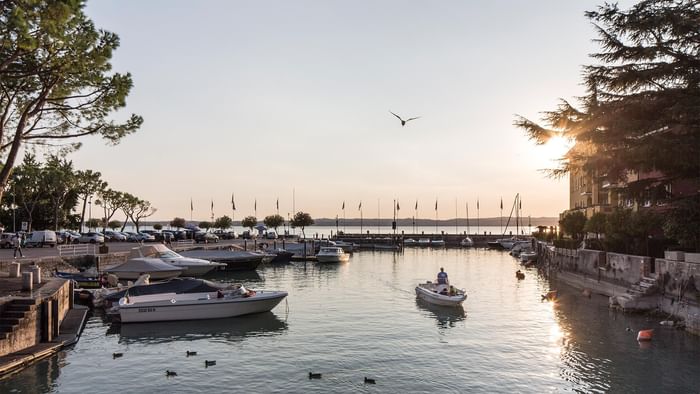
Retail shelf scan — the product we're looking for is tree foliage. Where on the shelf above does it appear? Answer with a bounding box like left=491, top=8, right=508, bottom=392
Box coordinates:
left=584, top=212, right=607, bottom=237
left=170, top=217, right=186, bottom=229
left=0, top=0, right=142, bottom=203
left=85, top=217, right=100, bottom=230
left=559, top=211, right=587, bottom=240
left=153, top=223, right=163, bottom=230
left=263, top=214, right=284, bottom=231
left=663, top=196, right=700, bottom=251
left=214, top=215, right=233, bottom=230
left=107, top=220, right=121, bottom=230
left=121, top=193, right=156, bottom=233
left=198, top=221, right=212, bottom=231
left=241, top=216, right=257, bottom=231
left=75, top=169, right=106, bottom=231
left=291, top=212, right=314, bottom=238
left=515, top=0, right=700, bottom=191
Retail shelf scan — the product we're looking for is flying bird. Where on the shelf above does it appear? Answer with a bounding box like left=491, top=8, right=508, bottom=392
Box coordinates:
left=390, top=111, right=420, bottom=126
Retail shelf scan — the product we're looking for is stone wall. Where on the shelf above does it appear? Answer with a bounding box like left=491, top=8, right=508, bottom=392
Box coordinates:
left=0, top=279, right=71, bottom=357
left=655, top=259, right=700, bottom=302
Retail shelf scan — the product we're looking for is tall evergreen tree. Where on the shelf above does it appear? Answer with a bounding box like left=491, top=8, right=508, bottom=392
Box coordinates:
left=0, top=0, right=142, bottom=203
left=515, top=0, right=700, bottom=188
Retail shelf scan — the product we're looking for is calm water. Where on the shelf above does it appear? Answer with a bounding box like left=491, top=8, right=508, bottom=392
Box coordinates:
left=2, top=248, right=699, bottom=393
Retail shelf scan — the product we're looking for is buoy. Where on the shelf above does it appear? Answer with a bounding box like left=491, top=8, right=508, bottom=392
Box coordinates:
left=637, top=329, right=653, bottom=341
left=309, top=372, right=322, bottom=379
left=186, top=351, right=197, bottom=357
left=364, top=377, right=376, bottom=384
left=166, top=370, right=177, bottom=377
left=205, top=360, right=216, bottom=367
left=660, top=320, right=674, bottom=326
left=112, top=352, right=123, bottom=359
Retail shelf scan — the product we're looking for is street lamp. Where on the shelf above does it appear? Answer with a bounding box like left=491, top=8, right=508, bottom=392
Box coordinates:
left=11, top=201, right=17, bottom=233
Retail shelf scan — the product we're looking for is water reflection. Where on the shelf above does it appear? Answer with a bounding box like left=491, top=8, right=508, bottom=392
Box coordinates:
left=415, top=298, right=466, bottom=329
left=109, top=312, right=288, bottom=344
left=203, top=270, right=262, bottom=284
left=0, top=347, right=65, bottom=392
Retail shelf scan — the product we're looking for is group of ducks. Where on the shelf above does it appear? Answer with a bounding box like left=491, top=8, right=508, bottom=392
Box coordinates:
left=113, top=351, right=216, bottom=377
left=309, top=372, right=376, bottom=384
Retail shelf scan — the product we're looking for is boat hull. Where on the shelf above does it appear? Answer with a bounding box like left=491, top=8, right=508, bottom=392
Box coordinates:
left=109, top=269, right=182, bottom=281
left=118, top=291, right=288, bottom=323
left=415, top=284, right=466, bottom=306
left=316, top=254, right=350, bottom=263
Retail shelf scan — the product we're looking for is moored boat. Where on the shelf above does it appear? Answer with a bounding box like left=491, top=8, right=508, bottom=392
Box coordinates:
left=415, top=281, right=467, bottom=306
left=179, top=249, right=265, bottom=271
left=460, top=237, right=474, bottom=247
left=114, top=286, right=288, bottom=323
left=431, top=239, right=445, bottom=247
left=129, top=244, right=226, bottom=276
left=106, top=258, right=183, bottom=281
left=316, top=247, right=350, bottom=263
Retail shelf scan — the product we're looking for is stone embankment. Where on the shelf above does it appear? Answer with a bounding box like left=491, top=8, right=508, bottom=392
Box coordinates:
left=536, top=243, right=700, bottom=336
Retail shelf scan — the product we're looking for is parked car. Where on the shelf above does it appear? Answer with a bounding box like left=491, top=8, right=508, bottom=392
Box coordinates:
left=104, top=230, right=127, bottom=241
left=57, top=230, right=80, bottom=244
left=0, top=233, right=14, bottom=248
left=25, top=230, right=58, bottom=248
left=213, top=229, right=237, bottom=240
left=265, top=231, right=278, bottom=239
left=79, top=232, right=105, bottom=244
left=194, top=232, right=219, bottom=243
left=138, top=232, right=156, bottom=242
left=241, top=230, right=256, bottom=239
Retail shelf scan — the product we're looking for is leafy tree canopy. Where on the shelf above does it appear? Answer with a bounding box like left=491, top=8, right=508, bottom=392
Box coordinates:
left=291, top=212, right=314, bottom=238
left=263, top=214, right=284, bottom=230
left=559, top=211, right=587, bottom=240
left=241, top=216, right=257, bottom=230
left=170, top=217, right=186, bottom=229
left=214, top=215, right=233, bottom=230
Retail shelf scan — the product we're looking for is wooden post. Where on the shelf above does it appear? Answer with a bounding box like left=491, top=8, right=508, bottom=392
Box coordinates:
left=9, top=262, right=20, bottom=278
left=69, top=280, right=75, bottom=309
left=52, top=299, right=60, bottom=337
left=42, top=299, right=53, bottom=342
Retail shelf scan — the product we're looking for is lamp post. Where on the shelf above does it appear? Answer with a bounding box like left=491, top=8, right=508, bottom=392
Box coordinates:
left=11, top=201, right=17, bottom=233
left=88, top=197, right=92, bottom=231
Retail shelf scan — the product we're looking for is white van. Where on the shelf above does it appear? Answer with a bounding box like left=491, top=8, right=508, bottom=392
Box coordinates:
left=25, top=230, right=57, bottom=248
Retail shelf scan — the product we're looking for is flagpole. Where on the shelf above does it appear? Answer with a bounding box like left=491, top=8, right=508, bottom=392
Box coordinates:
left=500, top=197, right=503, bottom=234
left=414, top=200, right=417, bottom=234
left=292, top=188, right=296, bottom=235
left=359, top=201, right=363, bottom=235
left=455, top=198, right=458, bottom=235
left=435, top=198, right=438, bottom=235
left=393, top=199, right=396, bottom=242
left=477, top=198, right=480, bottom=235
left=466, top=202, right=470, bottom=235
left=342, top=201, right=346, bottom=234
left=377, top=198, right=380, bottom=235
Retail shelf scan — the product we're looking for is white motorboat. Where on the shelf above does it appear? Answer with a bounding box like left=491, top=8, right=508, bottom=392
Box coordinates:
left=404, top=238, right=417, bottom=246
left=460, top=237, right=474, bottom=247
left=130, top=244, right=226, bottom=276
left=316, top=247, right=350, bottom=263
left=417, top=238, right=431, bottom=246
left=115, top=286, right=288, bottom=323
left=332, top=240, right=356, bottom=253
left=106, top=258, right=183, bottom=281
left=415, top=281, right=467, bottom=306
left=520, top=251, right=537, bottom=262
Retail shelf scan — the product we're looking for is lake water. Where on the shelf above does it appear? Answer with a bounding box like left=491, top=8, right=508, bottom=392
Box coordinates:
left=2, top=248, right=699, bottom=393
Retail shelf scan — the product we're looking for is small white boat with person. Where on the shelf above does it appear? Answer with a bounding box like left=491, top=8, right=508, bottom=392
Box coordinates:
left=415, top=267, right=466, bottom=306
left=316, top=247, right=350, bottom=263
left=415, top=281, right=467, bottom=306
left=114, top=285, right=288, bottom=323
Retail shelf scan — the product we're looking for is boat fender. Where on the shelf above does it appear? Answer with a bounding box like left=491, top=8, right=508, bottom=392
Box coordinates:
left=171, top=299, right=176, bottom=304
left=637, top=329, right=653, bottom=341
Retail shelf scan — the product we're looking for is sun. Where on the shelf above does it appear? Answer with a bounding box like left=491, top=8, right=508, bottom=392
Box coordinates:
left=540, top=136, right=573, bottom=163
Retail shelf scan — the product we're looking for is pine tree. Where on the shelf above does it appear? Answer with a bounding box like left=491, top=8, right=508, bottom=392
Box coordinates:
left=515, top=0, right=700, bottom=186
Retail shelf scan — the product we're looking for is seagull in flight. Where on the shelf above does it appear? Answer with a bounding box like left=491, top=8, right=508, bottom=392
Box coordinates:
left=390, top=111, right=420, bottom=127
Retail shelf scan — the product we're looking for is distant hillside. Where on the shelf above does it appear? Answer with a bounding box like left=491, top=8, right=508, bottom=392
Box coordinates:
left=141, top=217, right=558, bottom=228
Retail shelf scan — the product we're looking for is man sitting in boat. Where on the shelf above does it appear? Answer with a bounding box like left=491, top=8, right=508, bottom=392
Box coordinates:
left=436, top=267, right=450, bottom=295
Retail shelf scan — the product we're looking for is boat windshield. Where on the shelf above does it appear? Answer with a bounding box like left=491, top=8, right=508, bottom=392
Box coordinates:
left=157, top=250, right=182, bottom=259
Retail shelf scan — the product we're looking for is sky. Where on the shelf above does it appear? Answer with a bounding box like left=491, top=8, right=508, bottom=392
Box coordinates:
left=65, top=0, right=633, bottom=221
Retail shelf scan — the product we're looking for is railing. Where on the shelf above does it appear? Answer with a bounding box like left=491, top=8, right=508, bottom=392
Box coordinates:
left=58, top=243, right=96, bottom=256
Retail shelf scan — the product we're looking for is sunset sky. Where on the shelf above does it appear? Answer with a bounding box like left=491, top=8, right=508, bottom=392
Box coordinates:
left=65, top=0, right=634, bottom=221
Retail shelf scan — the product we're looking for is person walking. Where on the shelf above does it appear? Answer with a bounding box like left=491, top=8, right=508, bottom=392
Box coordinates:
left=13, top=233, right=24, bottom=258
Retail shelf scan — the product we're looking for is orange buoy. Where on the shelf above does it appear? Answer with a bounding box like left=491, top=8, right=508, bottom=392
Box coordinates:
left=637, top=329, right=653, bottom=342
